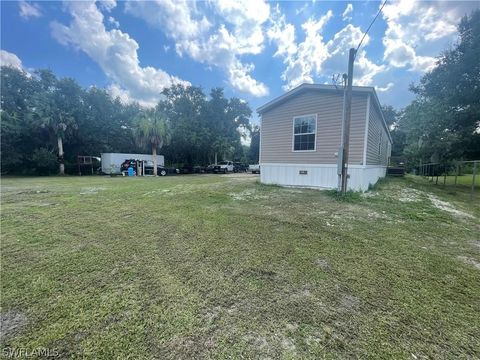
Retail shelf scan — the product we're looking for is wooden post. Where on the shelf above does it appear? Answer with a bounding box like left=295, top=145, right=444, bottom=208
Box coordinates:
left=443, top=164, right=447, bottom=185
left=472, top=161, right=477, bottom=199
left=454, top=163, right=458, bottom=188
left=340, top=48, right=356, bottom=194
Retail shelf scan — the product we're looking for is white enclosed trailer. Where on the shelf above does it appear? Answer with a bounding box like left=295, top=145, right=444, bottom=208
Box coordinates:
left=101, top=153, right=165, bottom=174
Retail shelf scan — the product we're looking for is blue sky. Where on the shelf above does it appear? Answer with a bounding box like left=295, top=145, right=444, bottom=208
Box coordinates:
left=1, top=0, right=478, bottom=123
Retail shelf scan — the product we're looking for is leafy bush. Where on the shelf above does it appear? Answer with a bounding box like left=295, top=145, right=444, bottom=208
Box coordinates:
left=31, top=148, right=58, bottom=175
left=324, top=189, right=363, bottom=202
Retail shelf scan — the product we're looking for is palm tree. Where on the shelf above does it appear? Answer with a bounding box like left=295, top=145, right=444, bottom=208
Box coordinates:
left=134, top=110, right=170, bottom=176
left=31, top=73, right=82, bottom=175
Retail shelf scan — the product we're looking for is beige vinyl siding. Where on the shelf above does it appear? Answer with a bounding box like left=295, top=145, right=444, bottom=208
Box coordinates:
left=366, top=103, right=390, bottom=166
left=261, top=90, right=368, bottom=165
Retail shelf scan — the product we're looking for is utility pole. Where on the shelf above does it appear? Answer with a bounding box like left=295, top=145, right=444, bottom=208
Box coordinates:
left=340, top=48, right=356, bottom=194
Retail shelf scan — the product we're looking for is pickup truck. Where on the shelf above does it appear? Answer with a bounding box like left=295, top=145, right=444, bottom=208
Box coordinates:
left=213, top=161, right=234, bottom=174
left=249, top=164, right=260, bottom=174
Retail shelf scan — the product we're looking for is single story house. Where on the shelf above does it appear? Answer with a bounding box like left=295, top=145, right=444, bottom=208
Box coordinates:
left=257, top=83, right=392, bottom=191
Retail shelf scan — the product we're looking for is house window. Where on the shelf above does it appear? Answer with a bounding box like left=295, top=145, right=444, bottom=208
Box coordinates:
left=293, top=115, right=316, bottom=151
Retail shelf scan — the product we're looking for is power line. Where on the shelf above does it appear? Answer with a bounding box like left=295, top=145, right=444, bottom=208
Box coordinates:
left=354, top=0, right=388, bottom=59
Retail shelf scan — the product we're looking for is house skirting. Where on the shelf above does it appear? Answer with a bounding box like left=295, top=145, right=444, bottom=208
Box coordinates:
left=260, top=163, right=386, bottom=192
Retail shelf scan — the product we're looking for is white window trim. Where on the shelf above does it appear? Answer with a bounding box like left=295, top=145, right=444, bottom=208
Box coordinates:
left=292, top=114, right=317, bottom=152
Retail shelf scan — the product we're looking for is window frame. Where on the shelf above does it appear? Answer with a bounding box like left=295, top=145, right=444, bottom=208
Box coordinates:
left=292, top=114, right=317, bottom=152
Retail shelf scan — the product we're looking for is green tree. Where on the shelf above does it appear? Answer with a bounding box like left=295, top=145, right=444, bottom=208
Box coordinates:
left=248, top=125, right=260, bottom=163
left=134, top=109, right=170, bottom=176
left=403, top=9, right=480, bottom=164
left=0, top=66, right=41, bottom=174
left=205, top=88, right=251, bottom=163
left=381, top=105, right=406, bottom=163
left=160, top=85, right=252, bottom=166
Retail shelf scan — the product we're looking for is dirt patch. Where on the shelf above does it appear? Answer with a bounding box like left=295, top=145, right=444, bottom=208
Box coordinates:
left=285, top=323, right=299, bottom=332
left=280, top=335, right=296, bottom=352
left=367, top=211, right=388, bottom=219
left=338, top=294, right=360, bottom=313
left=361, top=191, right=378, bottom=198
left=242, top=332, right=269, bottom=350
left=290, top=286, right=313, bottom=300
left=314, top=258, right=330, bottom=270
left=428, top=195, right=473, bottom=218
left=79, top=187, right=106, bottom=195
left=17, top=189, right=50, bottom=195
left=229, top=189, right=269, bottom=201
left=0, top=311, right=27, bottom=342
left=458, top=256, right=480, bottom=270
left=397, top=188, right=425, bottom=202
left=305, top=333, right=324, bottom=347
left=202, top=306, right=222, bottom=324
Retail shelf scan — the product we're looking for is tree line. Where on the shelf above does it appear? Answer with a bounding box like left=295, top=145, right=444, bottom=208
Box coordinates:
left=385, top=10, right=480, bottom=169
left=1, top=68, right=260, bottom=175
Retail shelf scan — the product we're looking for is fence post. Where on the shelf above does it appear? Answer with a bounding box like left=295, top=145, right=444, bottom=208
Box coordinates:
left=443, top=164, right=447, bottom=185
left=436, top=164, right=439, bottom=185
left=454, top=163, right=458, bottom=188
left=472, top=161, right=477, bottom=199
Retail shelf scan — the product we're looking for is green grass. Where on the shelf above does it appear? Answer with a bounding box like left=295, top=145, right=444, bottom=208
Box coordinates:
left=421, top=174, right=480, bottom=187
left=1, top=174, right=479, bottom=359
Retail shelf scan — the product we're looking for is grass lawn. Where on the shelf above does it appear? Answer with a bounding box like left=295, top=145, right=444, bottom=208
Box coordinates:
left=1, top=174, right=479, bottom=359
left=422, top=174, right=480, bottom=187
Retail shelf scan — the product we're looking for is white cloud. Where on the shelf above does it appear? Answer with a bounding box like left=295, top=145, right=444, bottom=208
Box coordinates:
left=0, top=50, right=23, bottom=70
left=267, top=5, right=297, bottom=58
left=212, top=0, right=270, bottom=55
left=269, top=11, right=387, bottom=92
left=295, top=3, right=309, bottom=16
left=279, top=11, right=333, bottom=90
left=324, top=24, right=384, bottom=86
left=19, top=1, right=42, bottom=19
left=376, top=82, right=393, bottom=92
left=51, top=1, right=188, bottom=107
left=124, top=0, right=211, bottom=41
left=381, top=0, right=478, bottom=73
left=125, top=0, right=269, bottom=97
left=342, top=4, right=353, bottom=21
left=98, top=0, right=116, bottom=12
left=107, top=16, right=119, bottom=28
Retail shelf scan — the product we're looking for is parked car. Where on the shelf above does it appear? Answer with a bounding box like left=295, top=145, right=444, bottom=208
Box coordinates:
left=233, top=162, right=248, bottom=173
left=121, top=159, right=171, bottom=176
left=249, top=164, right=260, bottom=174
left=193, top=166, right=207, bottom=173
left=177, top=166, right=194, bottom=174
left=213, top=161, right=234, bottom=173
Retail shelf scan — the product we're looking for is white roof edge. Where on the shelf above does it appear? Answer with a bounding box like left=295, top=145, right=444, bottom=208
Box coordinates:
left=257, top=83, right=392, bottom=143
